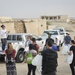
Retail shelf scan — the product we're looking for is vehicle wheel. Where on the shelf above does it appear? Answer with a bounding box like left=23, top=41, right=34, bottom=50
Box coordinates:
left=16, top=51, right=25, bottom=63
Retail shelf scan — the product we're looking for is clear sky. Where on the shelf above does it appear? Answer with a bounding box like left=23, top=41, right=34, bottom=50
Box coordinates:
left=0, top=0, right=75, bottom=18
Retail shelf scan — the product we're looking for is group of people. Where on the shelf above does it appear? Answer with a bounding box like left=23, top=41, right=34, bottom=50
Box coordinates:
left=0, top=25, right=17, bottom=75
left=0, top=24, right=75, bottom=75
left=26, top=34, right=58, bottom=75
left=63, top=33, right=75, bottom=75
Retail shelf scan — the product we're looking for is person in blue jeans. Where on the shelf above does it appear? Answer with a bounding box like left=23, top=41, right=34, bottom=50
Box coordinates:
left=64, top=33, right=71, bottom=45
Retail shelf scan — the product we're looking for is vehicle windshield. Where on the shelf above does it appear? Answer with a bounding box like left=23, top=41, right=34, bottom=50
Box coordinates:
left=26, top=34, right=39, bottom=40
left=41, top=33, right=48, bottom=36
left=53, top=28, right=64, bottom=32
left=44, top=31, right=58, bottom=35
left=31, top=35, right=39, bottom=39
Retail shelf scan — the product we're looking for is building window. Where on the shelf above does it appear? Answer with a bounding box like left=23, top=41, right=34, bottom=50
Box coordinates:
left=58, top=16, right=60, bottom=19
left=54, top=17, right=57, bottom=20
left=41, top=25, right=43, bottom=27
left=46, top=17, right=48, bottom=20
left=41, top=16, right=44, bottom=19
left=50, top=17, right=53, bottom=20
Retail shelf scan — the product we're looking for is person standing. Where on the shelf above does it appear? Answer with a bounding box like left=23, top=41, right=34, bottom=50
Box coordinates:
left=46, top=34, right=54, bottom=45
left=41, top=40, right=58, bottom=75
left=69, top=40, right=75, bottom=75
left=25, top=36, right=32, bottom=47
left=26, top=44, right=37, bottom=75
left=0, top=25, right=8, bottom=51
left=43, top=34, right=54, bottom=51
left=5, top=43, right=17, bottom=75
left=31, top=38, right=39, bottom=53
left=64, top=33, right=71, bottom=45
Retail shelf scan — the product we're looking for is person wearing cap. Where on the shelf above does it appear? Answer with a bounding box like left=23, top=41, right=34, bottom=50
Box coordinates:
left=0, top=25, right=8, bottom=51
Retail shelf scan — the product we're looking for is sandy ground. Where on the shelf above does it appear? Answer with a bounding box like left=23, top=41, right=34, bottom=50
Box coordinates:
left=0, top=51, right=72, bottom=75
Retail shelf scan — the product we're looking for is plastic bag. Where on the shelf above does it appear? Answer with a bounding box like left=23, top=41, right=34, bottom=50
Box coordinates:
left=32, top=54, right=42, bottom=67
left=26, top=53, right=33, bottom=64
left=36, top=66, right=42, bottom=75
left=62, top=44, right=70, bottom=55
left=66, top=53, right=73, bottom=64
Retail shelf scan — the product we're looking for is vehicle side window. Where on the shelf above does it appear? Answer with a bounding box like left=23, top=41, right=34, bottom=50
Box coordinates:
left=12, top=35, right=16, bottom=40
left=17, top=35, right=22, bottom=41
left=60, top=33, right=64, bottom=35
left=7, top=35, right=11, bottom=40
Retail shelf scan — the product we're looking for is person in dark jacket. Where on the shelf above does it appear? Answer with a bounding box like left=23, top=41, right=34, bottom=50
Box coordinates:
left=41, top=40, right=58, bottom=75
left=69, top=40, right=75, bottom=75
left=43, top=34, right=54, bottom=51
left=46, top=34, right=54, bottom=45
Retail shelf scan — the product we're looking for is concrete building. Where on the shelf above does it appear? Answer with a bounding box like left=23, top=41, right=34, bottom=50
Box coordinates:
left=0, top=17, right=46, bottom=36
left=0, top=17, right=15, bottom=33
left=23, top=18, right=46, bottom=35
left=41, top=15, right=69, bottom=29
left=41, top=15, right=68, bottom=21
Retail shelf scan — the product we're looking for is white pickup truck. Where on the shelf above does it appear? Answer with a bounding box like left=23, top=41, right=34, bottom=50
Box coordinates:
left=53, top=27, right=69, bottom=36
left=40, top=30, right=64, bottom=50
left=0, top=33, right=45, bottom=63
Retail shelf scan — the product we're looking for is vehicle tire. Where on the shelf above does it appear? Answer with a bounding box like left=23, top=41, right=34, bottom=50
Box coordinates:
left=16, top=51, right=25, bottom=63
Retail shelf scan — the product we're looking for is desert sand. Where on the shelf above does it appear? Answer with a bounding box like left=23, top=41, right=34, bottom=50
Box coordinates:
left=0, top=49, right=73, bottom=75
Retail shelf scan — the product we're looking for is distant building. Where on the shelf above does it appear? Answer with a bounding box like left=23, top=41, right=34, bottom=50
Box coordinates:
left=41, top=15, right=68, bottom=22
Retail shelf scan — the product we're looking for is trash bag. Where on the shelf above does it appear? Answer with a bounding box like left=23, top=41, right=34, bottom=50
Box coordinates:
left=26, top=53, right=33, bottom=64
left=62, top=44, right=70, bottom=55
left=36, top=66, right=42, bottom=75
left=32, top=54, right=42, bottom=67
left=65, top=53, right=73, bottom=64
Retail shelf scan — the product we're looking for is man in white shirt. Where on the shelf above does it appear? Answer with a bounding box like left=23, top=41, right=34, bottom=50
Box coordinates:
left=25, top=36, right=32, bottom=47
left=0, top=25, right=7, bottom=51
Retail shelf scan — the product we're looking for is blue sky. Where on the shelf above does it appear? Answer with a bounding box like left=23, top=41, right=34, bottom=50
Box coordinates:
left=0, top=0, right=75, bottom=18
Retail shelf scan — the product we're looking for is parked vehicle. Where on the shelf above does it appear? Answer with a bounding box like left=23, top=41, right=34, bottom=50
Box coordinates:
left=53, top=27, right=69, bottom=36
left=0, top=33, right=45, bottom=63
left=40, top=30, right=64, bottom=50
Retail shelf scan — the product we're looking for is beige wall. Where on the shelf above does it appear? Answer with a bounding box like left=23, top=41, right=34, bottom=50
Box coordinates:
left=24, top=19, right=46, bottom=36
left=0, top=17, right=15, bottom=33
left=0, top=16, right=74, bottom=38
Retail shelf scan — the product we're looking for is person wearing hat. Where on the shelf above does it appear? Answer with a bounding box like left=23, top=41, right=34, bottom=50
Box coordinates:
left=0, top=25, right=8, bottom=51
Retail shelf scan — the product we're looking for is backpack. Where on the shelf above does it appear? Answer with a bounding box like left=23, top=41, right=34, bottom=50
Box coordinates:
left=32, top=44, right=39, bottom=52
left=26, top=52, right=33, bottom=64
left=42, top=50, right=58, bottom=72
